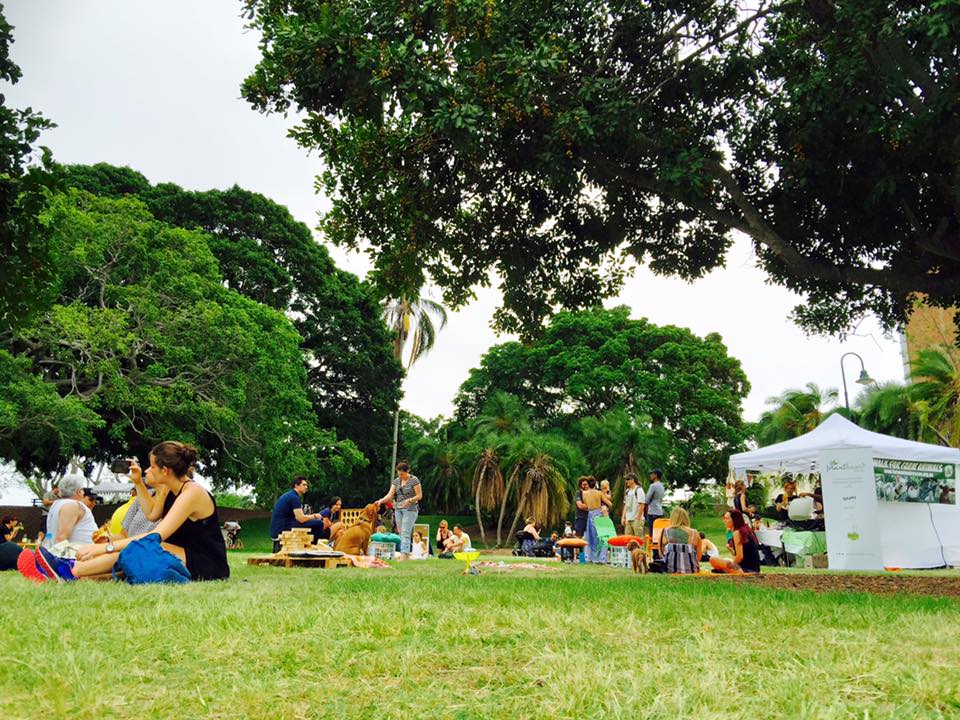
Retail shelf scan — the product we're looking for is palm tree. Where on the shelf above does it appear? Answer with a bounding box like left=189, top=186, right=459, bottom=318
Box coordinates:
left=466, top=392, right=530, bottom=545
left=495, top=432, right=583, bottom=546
left=910, top=347, right=960, bottom=447
left=576, top=409, right=670, bottom=508
left=755, top=383, right=839, bottom=446
left=408, top=435, right=468, bottom=514
left=381, top=294, right=448, bottom=478
left=470, top=446, right=503, bottom=546
left=856, top=382, right=921, bottom=440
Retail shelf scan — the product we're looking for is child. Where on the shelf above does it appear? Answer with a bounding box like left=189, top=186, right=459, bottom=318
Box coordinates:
left=560, top=521, right=575, bottom=562
left=410, top=530, right=428, bottom=560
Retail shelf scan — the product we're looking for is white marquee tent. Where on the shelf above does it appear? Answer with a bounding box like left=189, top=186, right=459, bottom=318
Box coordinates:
left=729, top=414, right=960, bottom=568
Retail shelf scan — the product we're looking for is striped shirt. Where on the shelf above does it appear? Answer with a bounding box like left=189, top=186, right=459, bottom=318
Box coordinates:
left=393, top=475, right=421, bottom=512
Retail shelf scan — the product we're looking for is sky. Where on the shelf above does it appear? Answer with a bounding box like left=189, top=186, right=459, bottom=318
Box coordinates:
left=1, top=2, right=908, bottom=499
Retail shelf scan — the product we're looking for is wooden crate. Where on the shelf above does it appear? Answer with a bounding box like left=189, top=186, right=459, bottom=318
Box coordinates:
left=247, top=554, right=352, bottom=569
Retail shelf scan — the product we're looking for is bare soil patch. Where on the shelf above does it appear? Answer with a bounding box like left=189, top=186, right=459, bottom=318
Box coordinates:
left=706, top=572, right=960, bottom=598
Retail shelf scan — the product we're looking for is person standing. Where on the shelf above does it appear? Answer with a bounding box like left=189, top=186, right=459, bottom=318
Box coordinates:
left=376, top=461, right=422, bottom=560
left=621, top=473, right=644, bottom=537
left=642, top=469, right=666, bottom=540
left=574, top=477, right=589, bottom=537
left=581, top=477, right=604, bottom=563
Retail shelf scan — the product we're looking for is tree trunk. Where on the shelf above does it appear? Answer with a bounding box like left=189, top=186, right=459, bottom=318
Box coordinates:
left=475, top=484, right=486, bottom=546
left=506, top=507, right=524, bottom=545
left=496, top=463, right=520, bottom=547
left=389, top=407, right=400, bottom=481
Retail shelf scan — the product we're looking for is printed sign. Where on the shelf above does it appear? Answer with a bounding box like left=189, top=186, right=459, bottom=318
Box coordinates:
left=874, top=459, right=957, bottom=505
left=819, top=447, right=884, bottom=571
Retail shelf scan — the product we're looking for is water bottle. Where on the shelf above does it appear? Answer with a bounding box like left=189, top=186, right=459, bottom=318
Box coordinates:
left=579, top=548, right=586, bottom=564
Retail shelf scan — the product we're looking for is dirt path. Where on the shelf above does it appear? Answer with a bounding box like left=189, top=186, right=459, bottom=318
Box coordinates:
left=704, top=572, right=960, bottom=598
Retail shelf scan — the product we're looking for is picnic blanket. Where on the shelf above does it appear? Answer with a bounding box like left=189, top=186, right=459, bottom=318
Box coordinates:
left=475, top=561, right=560, bottom=572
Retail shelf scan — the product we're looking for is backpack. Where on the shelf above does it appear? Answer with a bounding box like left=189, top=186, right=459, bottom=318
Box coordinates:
left=115, top=533, right=191, bottom=584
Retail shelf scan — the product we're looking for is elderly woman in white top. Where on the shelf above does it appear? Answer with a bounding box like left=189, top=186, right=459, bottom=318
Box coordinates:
left=43, top=473, right=98, bottom=556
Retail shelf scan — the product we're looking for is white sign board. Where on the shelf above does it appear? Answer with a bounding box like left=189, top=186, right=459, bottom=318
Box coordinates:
left=818, top=447, right=884, bottom=570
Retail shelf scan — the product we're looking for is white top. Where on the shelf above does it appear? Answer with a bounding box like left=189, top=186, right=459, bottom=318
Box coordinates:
left=410, top=540, right=428, bottom=559
left=45, top=498, right=97, bottom=546
left=623, top=486, right=643, bottom=521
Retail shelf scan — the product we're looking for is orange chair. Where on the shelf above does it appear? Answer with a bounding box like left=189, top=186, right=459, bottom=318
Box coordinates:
left=647, top=518, right=672, bottom=559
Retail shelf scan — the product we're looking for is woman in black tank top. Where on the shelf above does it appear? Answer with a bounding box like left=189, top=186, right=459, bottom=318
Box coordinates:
left=72, top=441, right=229, bottom=581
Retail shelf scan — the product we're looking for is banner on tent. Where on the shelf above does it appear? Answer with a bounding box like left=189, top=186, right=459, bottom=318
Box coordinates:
left=873, top=459, right=957, bottom=505
left=819, top=447, right=884, bottom=571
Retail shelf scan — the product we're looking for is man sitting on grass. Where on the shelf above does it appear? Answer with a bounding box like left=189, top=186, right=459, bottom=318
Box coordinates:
left=269, top=476, right=331, bottom=552
left=443, top=525, right=471, bottom=553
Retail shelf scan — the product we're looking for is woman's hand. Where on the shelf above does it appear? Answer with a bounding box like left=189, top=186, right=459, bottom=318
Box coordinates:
left=129, top=458, right=143, bottom=485
left=75, top=543, right=107, bottom=562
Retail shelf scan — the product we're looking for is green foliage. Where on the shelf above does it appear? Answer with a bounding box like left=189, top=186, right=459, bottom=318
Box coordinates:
left=856, top=381, right=922, bottom=441
left=0, top=7, right=59, bottom=331
left=455, top=306, right=750, bottom=487
left=60, top=162, right=402, bottom=500
left=1, top=191, right=364, bottom=501
left=242, top=0, right=960, bottom=339
left=753, top=383, right=839, bottom=447
left=215, top=492, right=259, bottom=510
left=910, top=347, right=960, bottom=447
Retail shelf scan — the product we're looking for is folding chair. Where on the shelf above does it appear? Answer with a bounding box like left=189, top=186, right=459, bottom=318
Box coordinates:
left=648, top=518, right=671, bottom=560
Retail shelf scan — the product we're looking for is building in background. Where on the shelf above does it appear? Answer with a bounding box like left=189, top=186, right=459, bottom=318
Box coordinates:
left=902, top=301, right=959, bottom=380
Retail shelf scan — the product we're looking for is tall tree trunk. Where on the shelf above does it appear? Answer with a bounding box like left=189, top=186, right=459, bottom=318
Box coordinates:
left=389, top=407, right=400, bottom=481
left=496, top=463, right=520, bottom=547
left=475, top=484, right=486, bottom=546
left=506, top=507, right=524, bottom=544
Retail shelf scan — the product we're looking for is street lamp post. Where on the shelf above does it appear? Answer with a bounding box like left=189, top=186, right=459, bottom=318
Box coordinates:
left=840, top=352, right=875, bottom=419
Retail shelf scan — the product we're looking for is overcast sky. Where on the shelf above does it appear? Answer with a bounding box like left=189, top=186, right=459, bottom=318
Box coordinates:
left=2, top=1, right=907, bottom=499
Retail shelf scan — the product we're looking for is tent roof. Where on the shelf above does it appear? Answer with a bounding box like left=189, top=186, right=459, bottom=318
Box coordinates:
left=730, top=414, right=960, bottom=474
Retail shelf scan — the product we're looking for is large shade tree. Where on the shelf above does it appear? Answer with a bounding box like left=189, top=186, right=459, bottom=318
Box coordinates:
left=0, top=7, right=57, bottom=331
left=61, top=163, right=401, bottom=501
left=0, top=191, right=364, bottom=502
left=242, top=0, right=960, bottom=339
left=454, top=306, right=750, bottom=488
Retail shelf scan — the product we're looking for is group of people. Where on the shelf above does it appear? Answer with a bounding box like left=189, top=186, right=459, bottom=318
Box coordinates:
left=572, top=470, right=665, bottom=564
left=15, top=441, right=230, bottom=583
left=268, top=460, right=475, bottom=561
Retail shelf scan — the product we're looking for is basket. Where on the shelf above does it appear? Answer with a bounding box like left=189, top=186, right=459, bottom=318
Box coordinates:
left=608, top=545, right=630, bottom=569
left=371, top=541, right=396, bottom=561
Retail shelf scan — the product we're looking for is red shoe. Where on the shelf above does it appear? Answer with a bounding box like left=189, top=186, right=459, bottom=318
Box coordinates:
left=17, top=549, right=52, bottom=583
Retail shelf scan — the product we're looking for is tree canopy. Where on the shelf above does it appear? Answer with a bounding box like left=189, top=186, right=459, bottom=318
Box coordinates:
left=453, top=305, right=749, bottom=487
left=0, top=7, right=58, bottom=331
left=0, top=191, right=364, bottom=501
left=242, top=0, right=960, bottom=338
left=61, top=163, right=403, bottom=501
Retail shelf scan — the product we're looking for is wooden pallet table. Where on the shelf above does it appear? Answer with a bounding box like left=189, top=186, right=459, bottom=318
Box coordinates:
left=246, top=554, right=353, bottom=569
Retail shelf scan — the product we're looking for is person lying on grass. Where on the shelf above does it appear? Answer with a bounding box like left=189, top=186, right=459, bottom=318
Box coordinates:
left=709, top=510, right=761, bottom=575
left=20, top=441, right=229, bottom=583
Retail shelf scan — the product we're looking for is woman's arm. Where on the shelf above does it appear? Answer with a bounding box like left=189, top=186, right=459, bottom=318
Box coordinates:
left=401, top=482, right=422, bottom=509
left=376, top=482, right=397, bottom=506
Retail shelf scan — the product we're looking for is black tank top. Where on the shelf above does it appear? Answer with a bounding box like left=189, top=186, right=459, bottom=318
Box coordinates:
left=737, top=528, right=761, bottom=573
left=163, top=482, right=229, bottom=581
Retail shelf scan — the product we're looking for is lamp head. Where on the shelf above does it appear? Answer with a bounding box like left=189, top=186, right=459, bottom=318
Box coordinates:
left=856, top=369, right=874, bottom=385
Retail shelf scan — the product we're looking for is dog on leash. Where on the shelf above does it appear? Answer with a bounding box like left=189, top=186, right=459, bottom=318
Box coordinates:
left=627, top=540, right=648, bottom=575
left=333, top=503, right=379, bottom=556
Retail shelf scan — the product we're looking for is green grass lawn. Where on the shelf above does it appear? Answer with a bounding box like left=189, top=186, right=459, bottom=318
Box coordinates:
left=2, top=555, right=958, bottom=719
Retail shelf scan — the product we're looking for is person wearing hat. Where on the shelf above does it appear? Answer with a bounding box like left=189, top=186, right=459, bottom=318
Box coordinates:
left=81, top=488, right=104, bottom=510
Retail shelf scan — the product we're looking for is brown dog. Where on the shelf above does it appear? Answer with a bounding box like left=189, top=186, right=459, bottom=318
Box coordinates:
left=627, top=540, right=648, bottom=575
left=333, top=503, right=379, bottom=556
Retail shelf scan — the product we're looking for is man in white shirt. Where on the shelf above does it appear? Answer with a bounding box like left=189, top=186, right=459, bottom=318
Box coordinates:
left=620, top=473, right=644, bottom=537
left=446, top=525, right=471, bottom=552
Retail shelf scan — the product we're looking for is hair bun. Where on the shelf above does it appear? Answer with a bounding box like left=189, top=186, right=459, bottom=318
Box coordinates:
left=179, top=443, right=198, bottom=465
